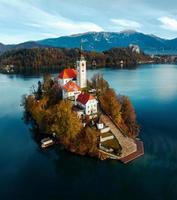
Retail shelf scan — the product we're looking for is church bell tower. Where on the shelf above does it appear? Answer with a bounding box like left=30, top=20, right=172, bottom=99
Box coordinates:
left=76, top=42, right=87, bottom=88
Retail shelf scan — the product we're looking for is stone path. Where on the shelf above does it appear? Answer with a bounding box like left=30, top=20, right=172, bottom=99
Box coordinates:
left=100, top=114, right=138, bottom=159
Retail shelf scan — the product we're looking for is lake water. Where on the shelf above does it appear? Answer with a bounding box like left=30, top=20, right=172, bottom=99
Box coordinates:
left=0, top=64, right=177, bottom=200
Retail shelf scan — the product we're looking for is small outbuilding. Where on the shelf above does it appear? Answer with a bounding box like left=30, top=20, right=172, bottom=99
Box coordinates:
left=77, top=92, right=98, bottom=116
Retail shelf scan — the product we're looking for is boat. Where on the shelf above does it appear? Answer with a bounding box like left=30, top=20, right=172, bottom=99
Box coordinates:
left=41, top=137, right=54, bottom=148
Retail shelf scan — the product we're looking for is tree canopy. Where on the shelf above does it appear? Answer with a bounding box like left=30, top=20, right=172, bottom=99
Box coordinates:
left=0, top=47, right=151, bottom=73
left=90, top=73, right=139, bottom=137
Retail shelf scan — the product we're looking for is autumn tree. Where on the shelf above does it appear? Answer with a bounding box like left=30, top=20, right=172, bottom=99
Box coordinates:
left=24, top=94, right=48, bottom=128
left=0, top=47, right=151, bottom=73
left=42, top=74, right=54, bottom=95
left=75, top=126, right=100, bottom=156
left=99, top=88, right=122, bottom=124
left=46, top=81, right=62, bottom=107
left=91, top=73, right=109, bottom=94
left=120, top=96, right=139, bottom=137
left=37, top=81, right=42, bottom=100
left=44, top=100, right=82, bottom=141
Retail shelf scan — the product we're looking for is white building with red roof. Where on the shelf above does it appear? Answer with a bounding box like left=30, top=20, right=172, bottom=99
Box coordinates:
left=58, top=68, right=77, bottom=87
left=57, top=44, right=97, bottom=116
left=57, top=45, right=87, bottom=100
left=77, top=92, right=98, bottom=115
left=62, top=80, right=81, bottom=99
left=58, top=43, right=87, bottom=89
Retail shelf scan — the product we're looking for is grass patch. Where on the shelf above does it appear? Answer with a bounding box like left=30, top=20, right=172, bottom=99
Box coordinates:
left=102, top=138, right=122, bottom=154
left=101, top=131, right=113, bottom=138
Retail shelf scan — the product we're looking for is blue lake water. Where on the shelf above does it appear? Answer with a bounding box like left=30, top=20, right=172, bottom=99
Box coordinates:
left=0, top=64, right=177, bottom=200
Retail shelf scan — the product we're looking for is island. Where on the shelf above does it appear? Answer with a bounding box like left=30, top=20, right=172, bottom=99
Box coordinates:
left=23, top=47, right=144, bottom=163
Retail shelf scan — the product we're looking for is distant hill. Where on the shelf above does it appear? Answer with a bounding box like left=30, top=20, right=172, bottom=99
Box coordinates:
left=0, top=41, right=47, bottom=54
left=1, top=31, right=177, bottom=55
left=0, top=43, right=13, bottom=54
left=0, top=47, right=152, bottom=73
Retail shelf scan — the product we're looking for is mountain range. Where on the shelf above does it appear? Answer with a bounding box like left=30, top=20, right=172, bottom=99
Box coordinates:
left=1, top=31, right=177, bottom=55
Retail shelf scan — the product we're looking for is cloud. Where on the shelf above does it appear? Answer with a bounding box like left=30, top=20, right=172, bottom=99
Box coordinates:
left=23, top=5, right=104, bottom=34
left=41, top=19, right=103, bottom=33
left=158, top=17, right=177, bottom=31
left=110, top=18, right=141, bottom=30
left=0, top=0, right=104, bottom=43
left=1, top=0, right=177, bottom=43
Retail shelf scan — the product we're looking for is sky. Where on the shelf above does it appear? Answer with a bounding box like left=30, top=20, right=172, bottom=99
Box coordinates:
left=1, top=0, right=177, bottom=44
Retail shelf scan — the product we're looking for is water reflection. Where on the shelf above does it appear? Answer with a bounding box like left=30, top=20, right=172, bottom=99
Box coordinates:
left=1, top=64, right=177, bottom=200
left=88, top=64, right=177, bottom=102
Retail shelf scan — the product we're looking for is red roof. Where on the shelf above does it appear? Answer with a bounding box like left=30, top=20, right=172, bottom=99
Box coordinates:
left=77, top=92, right=95, bottom=105
left=63, top=81, right=81, bottom=92
left=58, top=68, right=77, bottom=79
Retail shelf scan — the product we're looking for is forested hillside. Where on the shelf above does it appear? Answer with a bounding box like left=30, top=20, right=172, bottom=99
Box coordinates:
left=0, top=47, right=151, bottom=73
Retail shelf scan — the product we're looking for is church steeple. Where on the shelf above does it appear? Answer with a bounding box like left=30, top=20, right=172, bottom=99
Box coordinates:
left=80, top=40, right=85, bottom=61
left=76, top=40, right=87, bottom=88
left=80, top=40, right=83, bottom=52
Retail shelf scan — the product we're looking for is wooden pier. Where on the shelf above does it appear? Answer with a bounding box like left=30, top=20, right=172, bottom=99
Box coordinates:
left=120, top=140, right=144, bottom=164
left=100, top=114, right=144, bottom=164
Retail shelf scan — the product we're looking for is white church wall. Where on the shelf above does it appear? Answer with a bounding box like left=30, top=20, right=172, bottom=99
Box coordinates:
left=85, top=100, right=98, bottom=115
left=58, top=78, right=72, bottom=87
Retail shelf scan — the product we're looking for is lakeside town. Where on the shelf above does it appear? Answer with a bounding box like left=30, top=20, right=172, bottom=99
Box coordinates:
left=24, top=44, right=144, bottom=164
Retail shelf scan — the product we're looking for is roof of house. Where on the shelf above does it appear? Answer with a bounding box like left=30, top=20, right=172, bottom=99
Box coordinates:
left=63, top=81, right=81, bottom=92
left=58, top=68, right=77, bottom=79
left=77, top=92, right=95, bottom=105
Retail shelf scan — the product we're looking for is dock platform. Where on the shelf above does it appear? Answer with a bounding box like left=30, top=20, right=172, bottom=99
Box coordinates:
left=120, top=140, right=144, bottom=164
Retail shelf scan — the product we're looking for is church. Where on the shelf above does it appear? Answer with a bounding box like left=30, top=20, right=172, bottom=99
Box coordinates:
left=57, top=45, right=98, bottom=116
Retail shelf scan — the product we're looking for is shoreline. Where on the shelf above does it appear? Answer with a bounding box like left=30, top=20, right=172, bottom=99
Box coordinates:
left=0, top=62, right=176, bottom=75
